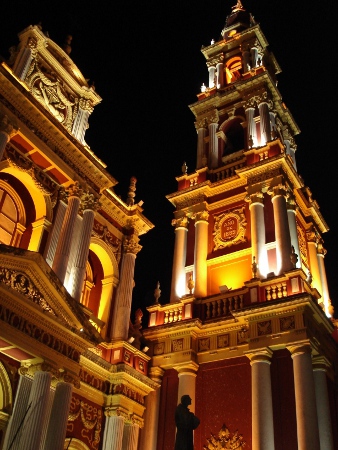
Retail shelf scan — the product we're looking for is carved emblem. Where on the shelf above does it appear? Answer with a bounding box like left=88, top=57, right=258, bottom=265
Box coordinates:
left=280, top=316, right=295, bottom=331
left=172, top=339, right=183, bottom=352
left=257, top=320, right=272, bottom=336
left=203, top=423, right=246, bottom=449
left=297, top=225, right=308, bottom=267
left=217, top=334, right=229, bottom=348
left=154, top=342, right=165, bottom=355
left=213, top=207, right=247, bottom=250
left=198, top=338, right=210, bottom=352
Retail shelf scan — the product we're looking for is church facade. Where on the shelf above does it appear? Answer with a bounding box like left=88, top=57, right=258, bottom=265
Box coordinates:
left=0, top=2, right=337, bottom=450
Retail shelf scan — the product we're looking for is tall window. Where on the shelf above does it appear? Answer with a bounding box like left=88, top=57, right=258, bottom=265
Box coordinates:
left=0, top=188, right=18, bottom=245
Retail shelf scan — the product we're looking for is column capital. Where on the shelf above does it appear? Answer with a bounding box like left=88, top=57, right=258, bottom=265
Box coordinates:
left=80, top=191, right=100, bottom=212
left=245, top=190, right=264, bottom=205
left=306, top=226, right=319, bottom=244
left=312, top=355, right=331, bottom=372
left=287, top=342, right=312, bottom=358
left=149, top=366, right=165, bottom=383
left=268, top=183, right=288, bottom=199
left=175, top=362, right=199, bottom=375
left=78, top=97, right=94, bottom=113
left=316, top=240, right=327, bottom=256
left=65, top=181, right=83, bottom=198
left=123, top=234, right=142, bottom=255
left=172, top=215, right=189, bottom=229
left=194, top=118, right=207, bottom=130
left=245, top=347, right=273, bottom=364
left=192, top=210, right=209, bottom=223
left=206, top=110, right=219, bottom=125
left=0, top=111, right=19, bottom=139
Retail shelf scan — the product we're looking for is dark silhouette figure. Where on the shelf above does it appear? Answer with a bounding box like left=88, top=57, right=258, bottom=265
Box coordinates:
left=174, top=395, right=200, bottom=450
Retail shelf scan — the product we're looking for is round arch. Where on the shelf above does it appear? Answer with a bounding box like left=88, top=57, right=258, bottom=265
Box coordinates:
left=219, top=116, right=245, bottom=156
left=0, top=362, right=13, bottom=413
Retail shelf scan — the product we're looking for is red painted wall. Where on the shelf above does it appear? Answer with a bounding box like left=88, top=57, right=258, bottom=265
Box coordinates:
left=195, top=357, right=252, bottom=449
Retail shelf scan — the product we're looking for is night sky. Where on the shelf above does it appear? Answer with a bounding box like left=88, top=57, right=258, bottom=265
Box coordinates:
left=1, top=0, right=337, bottom=319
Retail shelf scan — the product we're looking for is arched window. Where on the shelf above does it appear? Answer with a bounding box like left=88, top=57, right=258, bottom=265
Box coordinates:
left=225, top=56, right=242, bottom=84
left=0, top=182, right=25, bottom=246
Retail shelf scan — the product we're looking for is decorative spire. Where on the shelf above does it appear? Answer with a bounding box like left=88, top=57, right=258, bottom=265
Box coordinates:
left=126, top=176, right=137, bottom=206
left=232, top=0, right=245, bottom=13
left=154, top=281, right=161, bottom=304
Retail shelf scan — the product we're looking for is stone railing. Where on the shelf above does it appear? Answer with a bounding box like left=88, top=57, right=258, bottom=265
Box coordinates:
left=201, top=292, right=244, bottom=320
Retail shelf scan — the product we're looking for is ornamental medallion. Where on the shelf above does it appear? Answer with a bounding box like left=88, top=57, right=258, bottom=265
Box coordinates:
left=213, top=207, right=247, bottom=250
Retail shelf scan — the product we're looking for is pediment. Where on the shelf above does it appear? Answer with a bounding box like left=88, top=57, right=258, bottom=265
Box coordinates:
left=0, top=244, right=101, bottom=345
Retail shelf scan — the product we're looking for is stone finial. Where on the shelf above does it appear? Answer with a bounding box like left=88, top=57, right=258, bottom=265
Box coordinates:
left=187, top=274, right=194, bottom=295
left=154, top=281, right=161, bottom=304
left=252, top=256, right=258, bottom=278
left=181, top=161, right=188, bottom=174
left=63, top=35, right=72, bottom=55
left=290, top=245, right=298, bottom=268
left=126, top=176, right=137, bottom=206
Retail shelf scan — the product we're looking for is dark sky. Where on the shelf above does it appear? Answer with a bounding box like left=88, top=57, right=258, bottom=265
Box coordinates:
left=1, top=0, right=337, bottom=318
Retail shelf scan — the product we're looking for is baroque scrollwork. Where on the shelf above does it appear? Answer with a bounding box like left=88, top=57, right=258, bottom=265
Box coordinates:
left=213, top=207, right=247, bottom=250
left=67, top=396, right=102, bottom=449
left=203, top=423, right=246, bottom=449
left=123, top=234, right=142, bottom=255
left=171, top=215, right=189, bottom=229
left=0, top=267, right=56, bottom=315
left=25, top=55, right=78, bottom=132
left=92, top=221, right=121, bottom=263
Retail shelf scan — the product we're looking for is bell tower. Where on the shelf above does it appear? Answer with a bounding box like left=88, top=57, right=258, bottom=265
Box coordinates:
left=167, top=0, right=332, bottom=317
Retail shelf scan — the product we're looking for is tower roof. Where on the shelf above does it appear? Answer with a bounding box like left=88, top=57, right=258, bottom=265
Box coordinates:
left=221, top=0, right=253, bottom=40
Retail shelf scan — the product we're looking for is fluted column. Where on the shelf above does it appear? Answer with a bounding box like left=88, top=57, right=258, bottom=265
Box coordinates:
left=139, top=367, right=164, bottom=450
left=246, top=191, right=268, bottom=277
left=122, top=422, right=140, bottom=450
left=193, top=211, right=209, bottom=297
left=287, top=195, right=301, bottom=268
left=268, top=183, right=293, bottom=274
left=13, top=36, right=37, bottom=80
left=52, top=182, right=82, bottom=283
left=306, top=227, right=322, bottom=294
left=17, top=371, right=52, bottom=450
left=68, top=193, right=98, bottom=301
left=177, top=365, right=198, bottom=414
left=71, top=98, right=93, bottom=144
left=208, top=117, right=219, bottom=169
left=102, top=413, right=125, bottom=450
left=312, top=357, right=334, bottom=450
left=0, top=111, right=18, bottom=160
left=245, top=106, right=257, bottom=148
left=258, top=101, right=271, bottom=145
left=2, top=375, right=33, bottom=450
left=43, top=382, right=72, bottom=450
left=242, top=47, right=251, bottom=72
left=195, top=119, right=207, bottom=169
left=289, top=344, right=320, bottom=450
left=247, top=349, right=275, bottom=450
left=111, top=234, right=141, bottom=340
left=170, top=216, right=188, bottom=302
left=316, top=242, right=332, bottom=317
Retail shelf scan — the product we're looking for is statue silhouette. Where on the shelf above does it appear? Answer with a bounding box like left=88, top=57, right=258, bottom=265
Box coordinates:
left=174, top=395, right=200, bottom=450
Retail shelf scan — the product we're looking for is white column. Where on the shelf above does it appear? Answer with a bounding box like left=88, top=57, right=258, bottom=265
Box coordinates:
left=287, top=196, right=301, bottom=268
left=208, top=121, right=219, bottom=169
left=68, top=194, right=97, bottom=301
left=250, top=47, right=258, bottom=67
left=245, top=107, right=257, bottom=148
left=312, top=357, right=334, bottom=450
left=289, top=345, right=320, bottom=450
left=0, top=113, right=18, bottom=160
left=102, top=413, right=125, bottom=450
left=316, top=242, right=332, bottom=317
left=177, top=366, right=198, bottom=414
left=17, top=371, right=52, bottom=450
left=208, top=66, right=216, bottom=88
left=43, top=382, right=72, bottom=450
left=44, top=200, right=67, bottom=267
left=3, top=375, right=33, bottom=450
left=246, top=191, right=268, bottom=277
left=193, top=211, right=209, bottom=298
left=242, top=48, right=251, bottom=72
left=216, top=62, right=224, bottom=88
left=52, top=183, right=82, bottom=283
left=258, top=102, right=271, bottom=145
left=13, top=38, right=37, bottom=80
left=195, top=121, right=206, bottom=169
left=138, top=367, right=164, bottom=450
left=306, top=228, right=322, bottom=294
left=269, top=184, right=293, bottom=274
left=111, top=234, right=141, bottom=340
left=247, top=350, right=275, bottom=450
left=122, top=422, right=140, bottom=450
left=170, top=217, right=188, bottom=302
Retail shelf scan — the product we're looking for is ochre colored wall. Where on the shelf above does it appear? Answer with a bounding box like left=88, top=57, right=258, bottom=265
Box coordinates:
left=195, top=357, right=251, bottom=449
left=208, top=254, right=252, bottom=294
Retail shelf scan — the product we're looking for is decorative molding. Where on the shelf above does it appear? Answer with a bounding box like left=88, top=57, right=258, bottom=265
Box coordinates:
left=203, top=423, right=246, bottom=450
